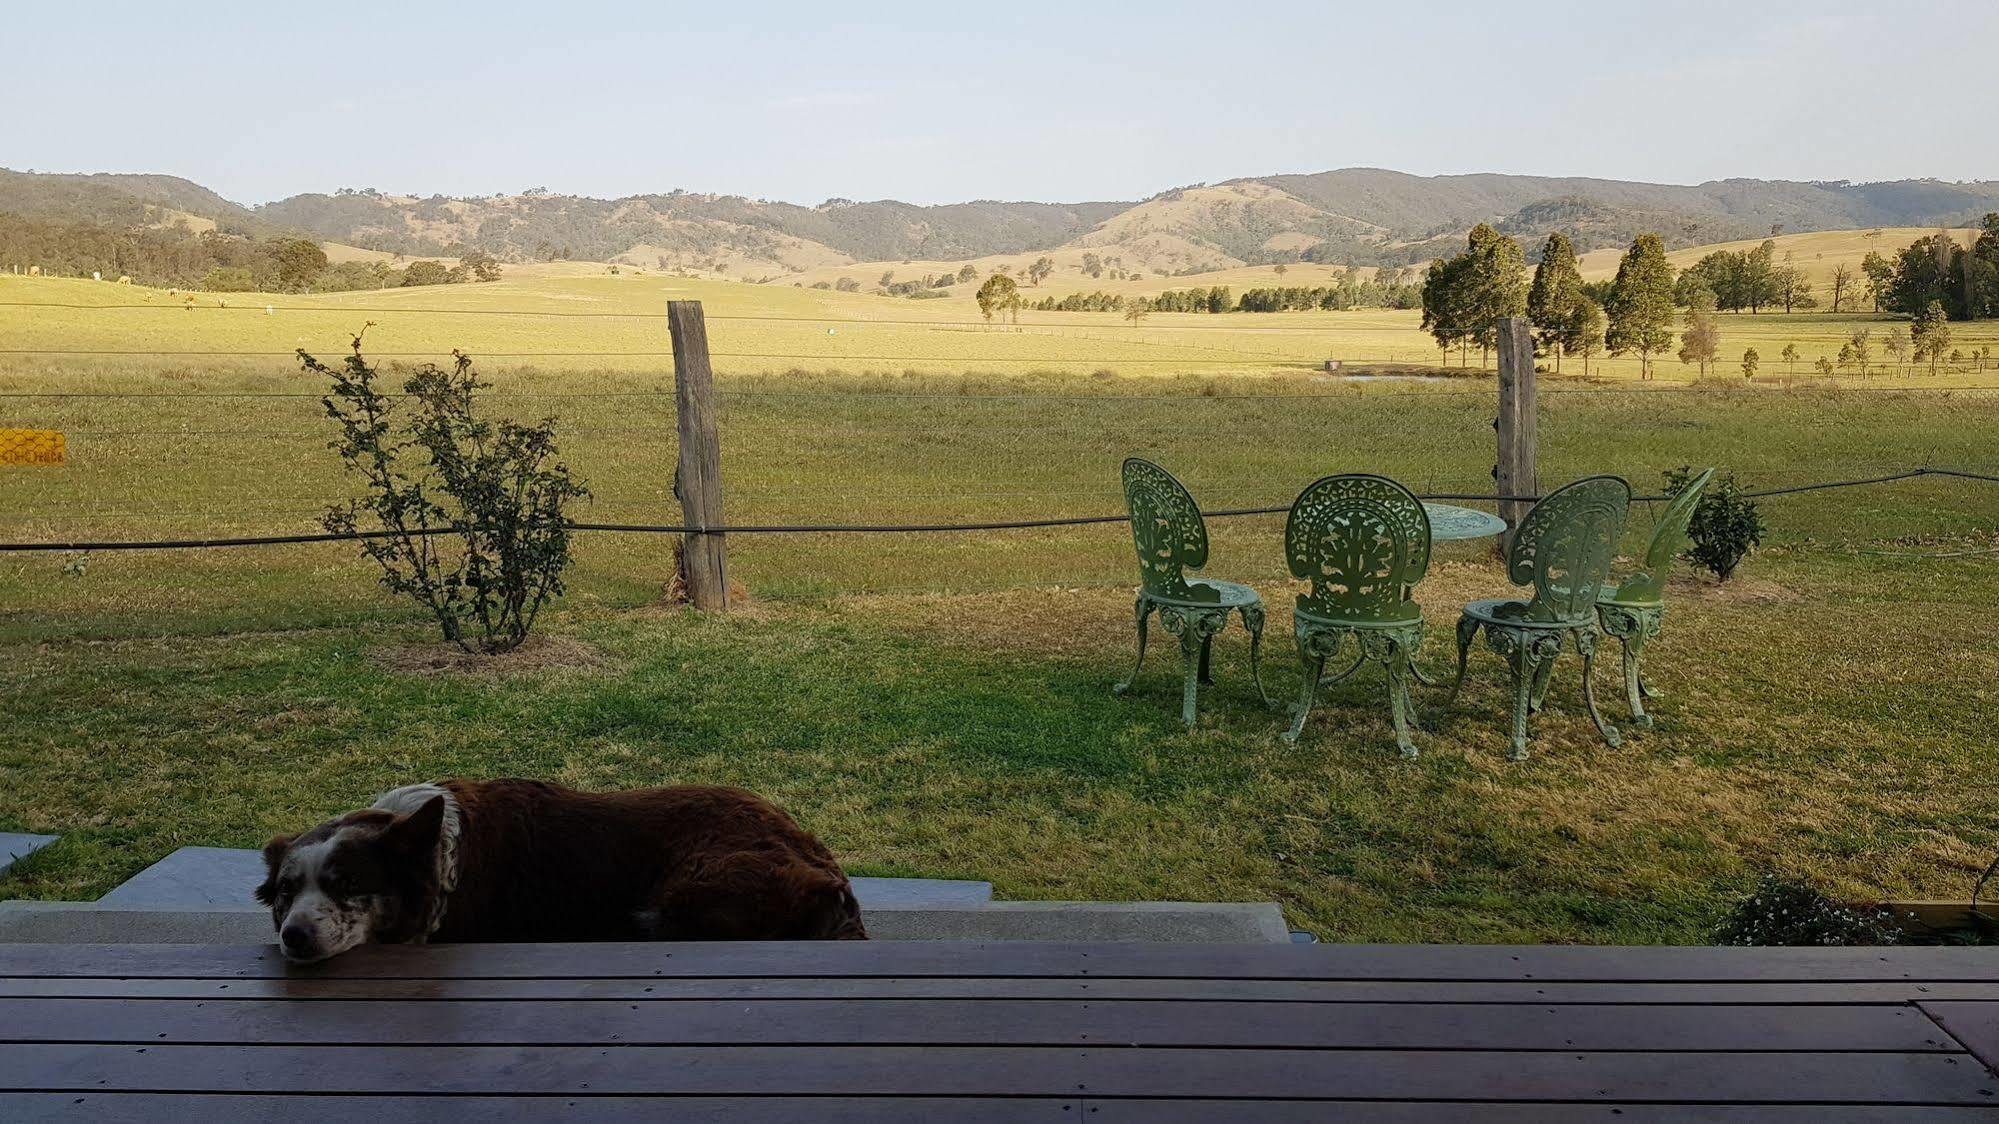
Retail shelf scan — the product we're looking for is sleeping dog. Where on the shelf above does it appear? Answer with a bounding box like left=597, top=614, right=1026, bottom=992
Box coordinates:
left=256, top=779, right=866, bottom=962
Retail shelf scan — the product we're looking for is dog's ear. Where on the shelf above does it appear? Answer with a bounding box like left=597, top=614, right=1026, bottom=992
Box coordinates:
left=386, top=795, right=446, bottom=854
left=254, top=834, right=294, bottom=905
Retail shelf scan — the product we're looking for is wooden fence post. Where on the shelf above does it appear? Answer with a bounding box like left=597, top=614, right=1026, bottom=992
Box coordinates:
left=668, top=300, right=728, bottom=610
left=1494, top=316, right=1538, bottom=553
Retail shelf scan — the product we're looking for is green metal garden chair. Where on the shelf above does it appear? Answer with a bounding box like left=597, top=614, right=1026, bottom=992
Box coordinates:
left=1596, top=467, right=1713, bottom=728
left=1281, top=474, right=1433, bottom=757
left=1114, top=457, right=1268, bottom=727
left=1448, top=475, right=1631, bottom=760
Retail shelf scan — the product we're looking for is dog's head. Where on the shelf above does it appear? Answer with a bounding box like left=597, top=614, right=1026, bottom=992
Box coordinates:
left=255, top=795, right=446, bottom=963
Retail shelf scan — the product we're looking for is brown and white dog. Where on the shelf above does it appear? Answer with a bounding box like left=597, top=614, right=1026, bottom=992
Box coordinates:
left=256, top=779, right=866, bottom=962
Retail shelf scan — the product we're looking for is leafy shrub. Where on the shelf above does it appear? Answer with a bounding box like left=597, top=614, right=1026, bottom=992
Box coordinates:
left=304, top=334, right=589, bottom=653
left=1665, top=466, right=1764, bottom=582
left=1713, top=875, right=1898, bottom=946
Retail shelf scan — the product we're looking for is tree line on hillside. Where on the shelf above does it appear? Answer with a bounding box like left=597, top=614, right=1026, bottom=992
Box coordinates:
left=0, top=212, right=502, bottom=292
left=1420, top=216, right=1999, bottom=379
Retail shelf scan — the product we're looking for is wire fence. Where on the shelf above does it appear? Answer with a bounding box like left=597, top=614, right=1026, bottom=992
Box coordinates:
left=2, top=307, right=1996, bottom=635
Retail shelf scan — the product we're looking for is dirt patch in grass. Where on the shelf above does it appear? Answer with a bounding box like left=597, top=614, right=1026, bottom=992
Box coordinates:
left=370, top=634, right=614, bottom=678
left=1669, top=573, right=1802, bottom=605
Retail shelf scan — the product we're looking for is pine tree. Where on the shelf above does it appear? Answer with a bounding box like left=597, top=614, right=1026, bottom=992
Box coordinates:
left=1463, top=224, right=1528, bottom=368
left=1606, top=234, right=1677, bottom=380
left=1527, top=233, right=1584, bottom=373
left=1563, top=298, right=1607, bottom=378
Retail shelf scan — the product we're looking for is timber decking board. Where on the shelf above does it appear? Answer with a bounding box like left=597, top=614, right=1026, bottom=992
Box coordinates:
left=8, top=941, right=1999, bottom=981
left=3, top=942, right=1997, bottom=1114
left=0, top=997, right=1956, bottom=1051
left=4, top=1098, right=1997, bottom=1124
left=2, top=1044, right=1992, bottom=1101
left=1922, top=1003, right=1999, bottom=1072
left=6, top=975, right=1999, bottom=1004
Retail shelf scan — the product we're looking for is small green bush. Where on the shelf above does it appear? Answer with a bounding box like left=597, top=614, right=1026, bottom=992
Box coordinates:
left=1713, top=875, right=1898, bottom=946
left=305, top=335, right=589, bottom=654
left=1666, top=466, right=1764, bottom=582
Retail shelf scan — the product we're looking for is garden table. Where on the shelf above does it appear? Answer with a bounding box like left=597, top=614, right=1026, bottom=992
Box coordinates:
left=1422, top=501, right=1508, bottom=541
left=5, top=940, right=1999, bottom=1119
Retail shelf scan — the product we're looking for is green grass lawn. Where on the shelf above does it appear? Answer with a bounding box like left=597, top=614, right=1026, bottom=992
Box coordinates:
left=3, top=347, right=1997, bottom=942
left=3, top=551, right=1996, bottom=943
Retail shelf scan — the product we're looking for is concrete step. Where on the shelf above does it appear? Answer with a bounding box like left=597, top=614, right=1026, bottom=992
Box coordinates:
left=1, top=898, right=1288, bottom=944
left=0, top=832, right=58, bottom=877
left=97, top=845, right=993, bottom=910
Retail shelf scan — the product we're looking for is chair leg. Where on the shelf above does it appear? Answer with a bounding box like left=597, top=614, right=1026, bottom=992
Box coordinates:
left=1619, top=632, right=1650, bottom=727
left=1241, top=604, right=1270, bottom=708
left=1506, top=642, right=1537, bottom=762
left=1284, top=647, right=1326, bottom=743
left=1197, top=633, right=1215, bottom=686
left=1161, top=607, right=1223, bottom=729
left=1385, top=636, right=1418, bottom=759
left=1529, top=649, right=1558, bottom=714
left=1576, top=629, right=1622, bottom=748
left=1447, top=614, right=1480, bottom=705
left=1178, top=632, right=1202, bottom=728
left=1113, top=595, right=1151, bottom=696
left=1407, top=658, right=1442, bottom=688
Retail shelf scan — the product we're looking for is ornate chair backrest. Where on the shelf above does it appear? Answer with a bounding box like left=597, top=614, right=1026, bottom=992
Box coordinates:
left=1121, top=458, right=1209, bottom=600
left=1508, top=475, right=1631, bottom=623
left=1613, top=467, right=1714, bottom=605
left=1285, top=474, right=1431, bottom=621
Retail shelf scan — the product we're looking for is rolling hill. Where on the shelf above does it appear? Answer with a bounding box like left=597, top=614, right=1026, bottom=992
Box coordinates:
left=7, top=165, right=1999, bottom=285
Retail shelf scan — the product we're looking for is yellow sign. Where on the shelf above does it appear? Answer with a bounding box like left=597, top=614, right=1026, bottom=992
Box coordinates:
left=0, top=429, right=65, bottom=466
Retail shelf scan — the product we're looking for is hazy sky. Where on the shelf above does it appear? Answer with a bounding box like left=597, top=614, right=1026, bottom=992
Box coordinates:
left=9, top=1, right=1997, bottom=206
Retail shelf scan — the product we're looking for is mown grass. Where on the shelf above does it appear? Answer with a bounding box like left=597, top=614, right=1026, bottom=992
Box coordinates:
left=3, top=278, right=1997, bottom=942
left=3, top=556, right=1995, bottom=943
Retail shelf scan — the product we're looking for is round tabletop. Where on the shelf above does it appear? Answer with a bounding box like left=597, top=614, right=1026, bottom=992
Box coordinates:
left=1423, top=502, right=1507, bottom=542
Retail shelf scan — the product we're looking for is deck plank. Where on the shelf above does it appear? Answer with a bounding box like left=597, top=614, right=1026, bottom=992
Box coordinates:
left=6, top=974, right=1995, bottom=1004
left=1920, top=1002, right=1999, bottom=1073
left=0, top=1094, right=1076, bottom=1123
left=6, top=942, right=1999, bottom=982
left=1, top=1044, right=1990, bottom=1102
left=0, top=997, right=1955, bottom=1051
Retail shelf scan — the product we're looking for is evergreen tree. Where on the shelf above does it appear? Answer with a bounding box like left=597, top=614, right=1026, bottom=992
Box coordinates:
left=1462, top=223, right=1528, bottom=367
left=1741, top=347, right=1759, bottom=381
left=1527, top=232, right=1584, bottom=373
left=1420, top=255, right=1473, bottom=366
left=1605, top=234, right=1677, bottom=380
left=1564, top=298, right=1607, bottom=378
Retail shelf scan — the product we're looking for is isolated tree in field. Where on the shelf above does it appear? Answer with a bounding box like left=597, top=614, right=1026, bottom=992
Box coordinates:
left=1828, top=262, right=1856, bottom=312
left=1527, top=232, right=1585, bottom=372
left=1814, top=356, right=1835, bottom=376
left=1883, top=329, right=1907, bottom=374
left=1773, top=257, right=1814, bottom=313
left=1780, top=342, right=1800, bottom=374
left=1860, top=251, right=1894, bottom=312
left=401, top=260, right=453, bottom=287
left=1678, top=287, right=1721, bottom=376
left=1273, top=263, right=1287, bottom=276
left=1912, top=300, right=1951, bottom=374
left=1847, top=328, right=1872, bottom=375
left=1741, top=347, right=1759, bottom=381
left=956, top=264, right=977, bottom=283
left=1837, top=342, right=1857, bottom=373
left=976, top=273, right=1021, bottom=324
left=1564, top=298, right=1606, bottom=377
left=1606, top=234, right=1677, bottom=379
left=1026, top=257, right=1054, bottom=286
left=1123, top=299, right=1150, bottom=325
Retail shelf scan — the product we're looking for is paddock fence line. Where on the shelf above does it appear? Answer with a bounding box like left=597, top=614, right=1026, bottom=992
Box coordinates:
left=2, top=305, right=1997, bottom=609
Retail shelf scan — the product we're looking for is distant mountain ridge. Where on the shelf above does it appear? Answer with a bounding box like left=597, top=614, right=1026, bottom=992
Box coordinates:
left=7, top=165, right=1998, bottom=277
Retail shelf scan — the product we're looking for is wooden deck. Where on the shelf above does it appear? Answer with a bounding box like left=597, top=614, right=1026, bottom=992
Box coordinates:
left=3, top=941, right=1997, bottom=1120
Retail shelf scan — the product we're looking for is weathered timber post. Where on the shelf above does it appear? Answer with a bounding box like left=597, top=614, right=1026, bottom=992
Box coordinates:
left=668, top=300, right=728, bottom=610
left=1493, top=316, right=1538, bottom=554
